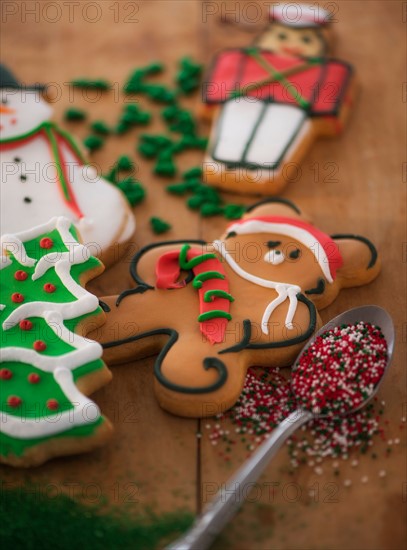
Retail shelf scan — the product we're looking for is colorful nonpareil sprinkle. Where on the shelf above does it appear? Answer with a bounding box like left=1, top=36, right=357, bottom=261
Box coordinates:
left=206, top=323, right=389, bottom=468
left=292, top=322, right=388, bottom=416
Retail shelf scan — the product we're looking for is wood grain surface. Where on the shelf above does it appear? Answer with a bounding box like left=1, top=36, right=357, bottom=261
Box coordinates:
left=1, top=1, right=406, bottom=549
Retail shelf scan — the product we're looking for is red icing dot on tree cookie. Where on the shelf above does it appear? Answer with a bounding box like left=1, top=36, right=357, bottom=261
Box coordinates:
left=19, top=319, right=33, bottom=331
left=33, top=340, right=47, bottom=352
left=14, top=270, right=28, bottom=281
left=0, top=368, right=13, bottom=380
left=47, top=399, right=59, bottom=411
left=28, top=373, right=41, bottom=384
left=11, top=293, right=24, bottom=303
left=44, top=283, right=56, bottom=293
left=40, top=237, right=53, bottom=249
left=7, top=396, right=22, bottom=408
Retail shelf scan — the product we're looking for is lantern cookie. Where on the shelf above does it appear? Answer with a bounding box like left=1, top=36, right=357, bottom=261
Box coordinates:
left=0, top=64, right=135, bottom=267
left=0, top=217, right=112, bottom=467
left=88, top=199, right=381, bottom=418
left=202, top=3, right=356, bottom=195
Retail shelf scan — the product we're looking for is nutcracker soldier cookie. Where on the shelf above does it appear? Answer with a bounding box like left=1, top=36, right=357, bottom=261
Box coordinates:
left=202, top=3, right=356, bottom=195
left=0, top=217, right=112, bottom=467
left=0, top=65, right=135, bottom=266
left=88, top=199, right=380, bottom=418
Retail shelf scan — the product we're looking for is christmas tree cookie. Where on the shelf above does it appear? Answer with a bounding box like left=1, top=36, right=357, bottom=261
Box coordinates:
left=0, top=217, right=112, bottom=467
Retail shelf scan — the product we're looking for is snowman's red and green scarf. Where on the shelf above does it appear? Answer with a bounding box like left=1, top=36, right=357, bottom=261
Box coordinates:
left=156, top=244, right=234, bottom=344
left=0, top=217, right=106, bottom=459
left=0, top=121, right=85, bottom=219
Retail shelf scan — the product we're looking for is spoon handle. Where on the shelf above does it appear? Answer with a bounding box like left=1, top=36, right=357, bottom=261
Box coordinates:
left=166, top=408, right=312, bottom=550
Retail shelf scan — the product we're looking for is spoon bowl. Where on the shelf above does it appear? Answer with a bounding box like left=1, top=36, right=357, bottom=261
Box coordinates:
left=291, top=305, right=395, bottom=418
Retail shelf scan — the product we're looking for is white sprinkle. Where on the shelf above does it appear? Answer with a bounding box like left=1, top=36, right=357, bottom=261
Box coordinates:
left=351, top=459, right=359, bottom=467
left=379, top=470, right=387, bottom=478
left=343, top=479, right=352, bottom=487
left=196, top=432, right=202, bottom=438
left=314, top=466, right=323, bottom=475
left=394, top=438, right=400, bottom=444
left=332, top=461, right=339, bottom=468
left=361, top=476, right=369, bottom=483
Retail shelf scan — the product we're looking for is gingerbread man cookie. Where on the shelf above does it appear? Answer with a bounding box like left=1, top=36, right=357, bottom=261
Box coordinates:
left=88, top=199, right=380, bottom=418
left=201, top=3, right=356, bottom=195
left=0, top=64, right=135, bottom=267
left=0, top=217, right=112, bottom=467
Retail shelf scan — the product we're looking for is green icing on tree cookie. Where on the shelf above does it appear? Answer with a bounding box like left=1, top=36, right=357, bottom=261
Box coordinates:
left=0, top=217, right=108, bottom=460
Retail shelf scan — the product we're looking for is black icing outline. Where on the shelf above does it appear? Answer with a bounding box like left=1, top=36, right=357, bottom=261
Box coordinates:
left=305, top=277, right=326, bottom=295
left=99, top=300, right=111, bottom=313
left=116, top=239, right=207, bottom=306
left=219, top=294, right=317, bottom=353
left=102, top=328, right=228, bottom=394
left=330, top=234, right=378, bottom=269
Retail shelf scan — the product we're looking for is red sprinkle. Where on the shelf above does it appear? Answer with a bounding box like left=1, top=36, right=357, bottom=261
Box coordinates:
left=47, top=399, right=59, bottom=411
left=28, top=373, right=41, bottom=384
left=44, top=283, right=56, bottom=293
left=19, top=319, right=33, bottom=331
left=40, top=237, right=53, bottom=249
left=33, top=340, right=47, bottom=352
left=11, top=293, right=24, bottom=303
left=0, top=368, right=13, bottom=380
left=14, top=270, right=28, bottom=281
left=7, top=396, right=22, bottom=408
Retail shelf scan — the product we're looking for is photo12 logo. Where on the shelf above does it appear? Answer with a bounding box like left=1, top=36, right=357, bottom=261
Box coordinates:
left=201, top=2, right=339, bottom=25
left=1, top=2, right=140, bottom=24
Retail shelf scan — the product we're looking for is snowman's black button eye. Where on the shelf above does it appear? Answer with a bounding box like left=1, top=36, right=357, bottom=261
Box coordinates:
left=278, top=33, right=287, bottom=40
left=23, top=197, right=32, bottom=203
left=301, top=35, right=312, bottom=43
left=275, top=250, right=281, bottom=255
left=20, top=174, right=27, bottom=182
left=14, top=157, right=21, bottom=163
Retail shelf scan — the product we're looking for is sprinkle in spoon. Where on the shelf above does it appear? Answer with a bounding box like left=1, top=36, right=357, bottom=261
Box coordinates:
left=166, top=305, right=395, bottom=550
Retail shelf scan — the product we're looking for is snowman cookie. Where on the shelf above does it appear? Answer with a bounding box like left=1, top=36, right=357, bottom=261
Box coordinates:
left=0, top=65, right=135, bottom=267
left=0, top=217, right=113, bottom=467
left=202, top=3, right=356, bottom=195
left=87, top=199, right=381, bottom=418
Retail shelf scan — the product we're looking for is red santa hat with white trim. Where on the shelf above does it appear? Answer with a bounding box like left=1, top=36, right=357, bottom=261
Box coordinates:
left=270, top=3, right=332, bottom=28
left=226, top=216, right=343, bottom=283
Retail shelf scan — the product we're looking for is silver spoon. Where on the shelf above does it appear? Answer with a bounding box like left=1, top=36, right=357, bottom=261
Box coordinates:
left=166, top=306, right=395, bottom=550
